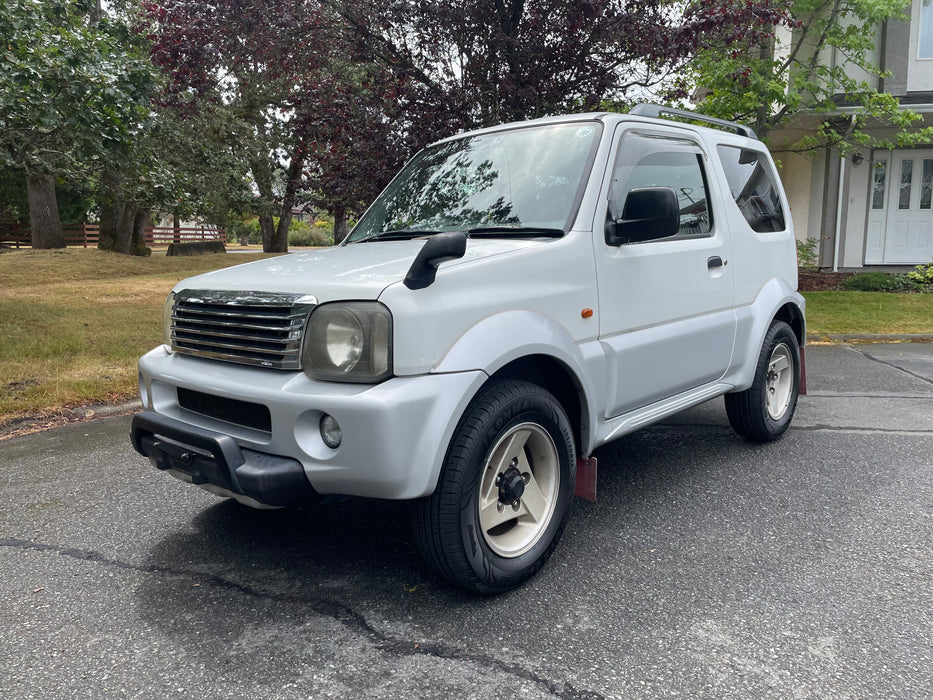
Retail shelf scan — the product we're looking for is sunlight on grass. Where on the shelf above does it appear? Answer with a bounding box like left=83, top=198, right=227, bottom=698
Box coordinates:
left=2, top=249, right=932, bottom=429
left=0, top=249, right=278, bottom=427
left=803, top=292, right=933, bottom=336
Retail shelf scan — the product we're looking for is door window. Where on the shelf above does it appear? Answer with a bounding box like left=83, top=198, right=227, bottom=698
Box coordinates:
left=871, top=159, right=888, bottom=210
left=608, top=133, right=712, bottom=239
left=920, top=159, right=933, bottom=210
left=899, top=160, right=914, bottom=210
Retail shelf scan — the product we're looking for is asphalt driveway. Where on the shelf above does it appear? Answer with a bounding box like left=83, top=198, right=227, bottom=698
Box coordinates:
left=1, top=343, right=930, bottom=698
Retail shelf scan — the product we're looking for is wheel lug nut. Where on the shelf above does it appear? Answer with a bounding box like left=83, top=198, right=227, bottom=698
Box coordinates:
left=511, top=499, right=520, bottom=510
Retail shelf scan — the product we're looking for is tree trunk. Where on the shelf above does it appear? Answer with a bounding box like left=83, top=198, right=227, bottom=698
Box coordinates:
left=272, top=154, right=305, bottom=253
left=27, top=174, right=65, bottom=249
left=115, top=202, right=138, bottom=255
left=131, top=207, right=152, bottom=256
left=259, top=213, right=276, bottom=251
left=333, top=206, right=350, bottom=245
left=98, top=199, right=116, bottom=250
left=173, top=210, right=181, bottom=243
left=97, top=169, right=122, bottom=251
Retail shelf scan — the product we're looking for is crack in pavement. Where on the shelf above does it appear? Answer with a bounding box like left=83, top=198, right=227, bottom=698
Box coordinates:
left=805, top=392, right=933, bottom=399
left=855, top=348, right=933, bottom=387
left=655, top=422, right=933, bottom=435
left=0, top=537, right=604, bottom=700
left=790, top=425, right=933, bottom=435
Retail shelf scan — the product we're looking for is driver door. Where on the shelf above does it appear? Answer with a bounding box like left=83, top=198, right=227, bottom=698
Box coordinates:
left=595, top=128, right=736, bottom=417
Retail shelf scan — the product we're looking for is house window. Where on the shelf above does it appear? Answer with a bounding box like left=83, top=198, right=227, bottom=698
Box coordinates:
left=921, top=0, right=933, bottom=58
left=871, top=159, right=887, bottom=210
left=899, top=160, right=914, bottom=209
left=921, top=159, right=933, bottom=210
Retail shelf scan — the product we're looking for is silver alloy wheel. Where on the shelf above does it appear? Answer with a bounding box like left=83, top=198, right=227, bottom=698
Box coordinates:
left=478, top=422, right=560, bottom=558
left=766, top=343, right=793, bottom=420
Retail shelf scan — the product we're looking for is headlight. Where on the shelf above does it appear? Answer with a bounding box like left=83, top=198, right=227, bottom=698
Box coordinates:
left=302, top=302, right=393, bottom=383
left=163, top=291, right=176, bottom=349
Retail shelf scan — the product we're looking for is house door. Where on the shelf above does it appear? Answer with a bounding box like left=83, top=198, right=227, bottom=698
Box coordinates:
left=881, top=151, right=933, bottom=264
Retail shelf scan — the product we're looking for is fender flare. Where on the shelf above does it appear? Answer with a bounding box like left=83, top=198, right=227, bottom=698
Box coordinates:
left=433, top=310, right=602, bottom=455
left=724, top=278, right=806, bottom=391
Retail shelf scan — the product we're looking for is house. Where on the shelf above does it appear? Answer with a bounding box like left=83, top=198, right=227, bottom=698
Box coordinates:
left=770, top=0, right=933, bottom=270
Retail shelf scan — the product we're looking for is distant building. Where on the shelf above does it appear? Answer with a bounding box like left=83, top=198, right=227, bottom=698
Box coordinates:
left=771, top=0, right=933, bottom=269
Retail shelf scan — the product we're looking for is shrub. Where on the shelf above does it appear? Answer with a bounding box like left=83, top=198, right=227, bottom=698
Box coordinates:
left=907, top=262, right=933, bottom=291
left=288, top=220, right=334, bottom=247
left=796, top=237, right=819, bottom=269
left=843, top=272, right=914, bottom=292
left=229, top=218, right=259, bottom=245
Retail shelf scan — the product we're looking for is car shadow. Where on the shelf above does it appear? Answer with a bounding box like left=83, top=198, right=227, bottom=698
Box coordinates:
left=133, top=412, right=795, bottom=670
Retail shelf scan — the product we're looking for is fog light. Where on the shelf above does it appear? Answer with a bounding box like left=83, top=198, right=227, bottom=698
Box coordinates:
left=320, top=414, right=342, bottom=449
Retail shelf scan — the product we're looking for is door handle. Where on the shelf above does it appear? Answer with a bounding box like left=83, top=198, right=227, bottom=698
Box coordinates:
left=707, top=256, right=725, bottom=269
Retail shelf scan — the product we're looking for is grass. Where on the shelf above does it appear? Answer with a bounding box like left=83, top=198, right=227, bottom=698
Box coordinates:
left=1, top=249, right=932, bottom=431
left=803, top=291, right=933, bottom=337
left=0, top=248, right=279, bottom=429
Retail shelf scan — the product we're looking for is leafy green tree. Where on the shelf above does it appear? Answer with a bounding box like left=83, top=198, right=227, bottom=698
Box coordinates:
left=335, top=0, right=788, bottom=130
left=149, top=0, right=786, bottom=249
left=690, top=0, right=933, bottom=154
left=147, top=0, right=337, bottom=253
left=0, top=0, right=156, bottom=248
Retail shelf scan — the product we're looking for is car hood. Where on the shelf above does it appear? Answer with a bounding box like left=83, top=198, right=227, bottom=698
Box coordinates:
left=172, top=238, right=548, bottom=302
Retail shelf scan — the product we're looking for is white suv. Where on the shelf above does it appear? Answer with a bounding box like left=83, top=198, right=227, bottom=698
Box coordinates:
left=132, top=105, right=805, bottom=593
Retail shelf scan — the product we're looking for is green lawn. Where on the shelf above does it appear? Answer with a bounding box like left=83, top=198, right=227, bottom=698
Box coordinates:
left=0, top=248, right=278, bottom=429
left=1, top=249, right=931, bottom=431
left=803, top=291, right=933, bottom=337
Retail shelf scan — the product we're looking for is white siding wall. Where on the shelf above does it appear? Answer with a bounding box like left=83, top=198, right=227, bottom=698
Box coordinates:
left=843, top=157, right=871, bottom=267
left=776, top=153, right=814, bottom=242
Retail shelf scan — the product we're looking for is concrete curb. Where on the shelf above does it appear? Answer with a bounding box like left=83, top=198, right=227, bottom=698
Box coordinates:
left=0, top=399, right=143, bottom=441
left=807, top=333, right=933, bottom=343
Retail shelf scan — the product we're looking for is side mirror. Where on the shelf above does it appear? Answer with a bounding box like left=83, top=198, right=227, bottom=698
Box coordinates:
left=404, top=231, right=468, bottom=290
left=606, top=187, right=680, bottom=246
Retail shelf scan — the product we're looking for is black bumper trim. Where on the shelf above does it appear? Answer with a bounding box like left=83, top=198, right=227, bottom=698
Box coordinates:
left=131, top=411, right=317, bottom=507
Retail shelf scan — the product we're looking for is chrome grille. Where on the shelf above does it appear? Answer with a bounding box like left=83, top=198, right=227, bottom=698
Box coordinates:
left=171, top=290, right=316, bottom=369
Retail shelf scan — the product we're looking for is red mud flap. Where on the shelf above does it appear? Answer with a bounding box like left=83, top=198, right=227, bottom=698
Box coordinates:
left=799, top=345, right=808, bottom=395
left=575, top=457, right=597, bottom=502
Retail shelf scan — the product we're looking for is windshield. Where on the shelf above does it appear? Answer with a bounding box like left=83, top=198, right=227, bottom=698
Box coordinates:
left=347, top=121, right=602, bottom=242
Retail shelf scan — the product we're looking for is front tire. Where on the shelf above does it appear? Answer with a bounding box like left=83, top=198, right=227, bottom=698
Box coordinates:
left=415, top=380, right=576, bottom=594
left=725, top=320, right=800, bottom=442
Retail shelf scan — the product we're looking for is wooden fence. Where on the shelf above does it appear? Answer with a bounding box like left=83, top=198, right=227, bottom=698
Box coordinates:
left=0, top=223, right=226, bottom=249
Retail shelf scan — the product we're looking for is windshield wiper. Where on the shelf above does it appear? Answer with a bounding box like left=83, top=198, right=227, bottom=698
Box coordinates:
left=467, top=225, right=564, bottom=238
left=357, top=229, right=442, bottom=242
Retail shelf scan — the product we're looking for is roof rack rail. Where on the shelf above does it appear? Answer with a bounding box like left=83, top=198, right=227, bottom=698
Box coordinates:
left=629, top=104, right=757, bottom=140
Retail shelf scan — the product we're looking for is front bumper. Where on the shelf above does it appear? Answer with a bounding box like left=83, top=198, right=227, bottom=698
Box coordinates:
left=136, top=346, right=487, bottom=501
left=132, top=411, right=317, bottom=506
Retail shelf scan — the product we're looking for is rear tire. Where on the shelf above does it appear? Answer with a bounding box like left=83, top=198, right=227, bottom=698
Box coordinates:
left=414, top=380, right=576, bottom=594
left=725, top=320, right=800, bottom=442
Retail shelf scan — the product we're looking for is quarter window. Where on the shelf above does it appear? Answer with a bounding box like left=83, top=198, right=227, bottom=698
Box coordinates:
left=608, top=133, right=712, bottom=239
left=716, top=145, right=786, bottom=232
